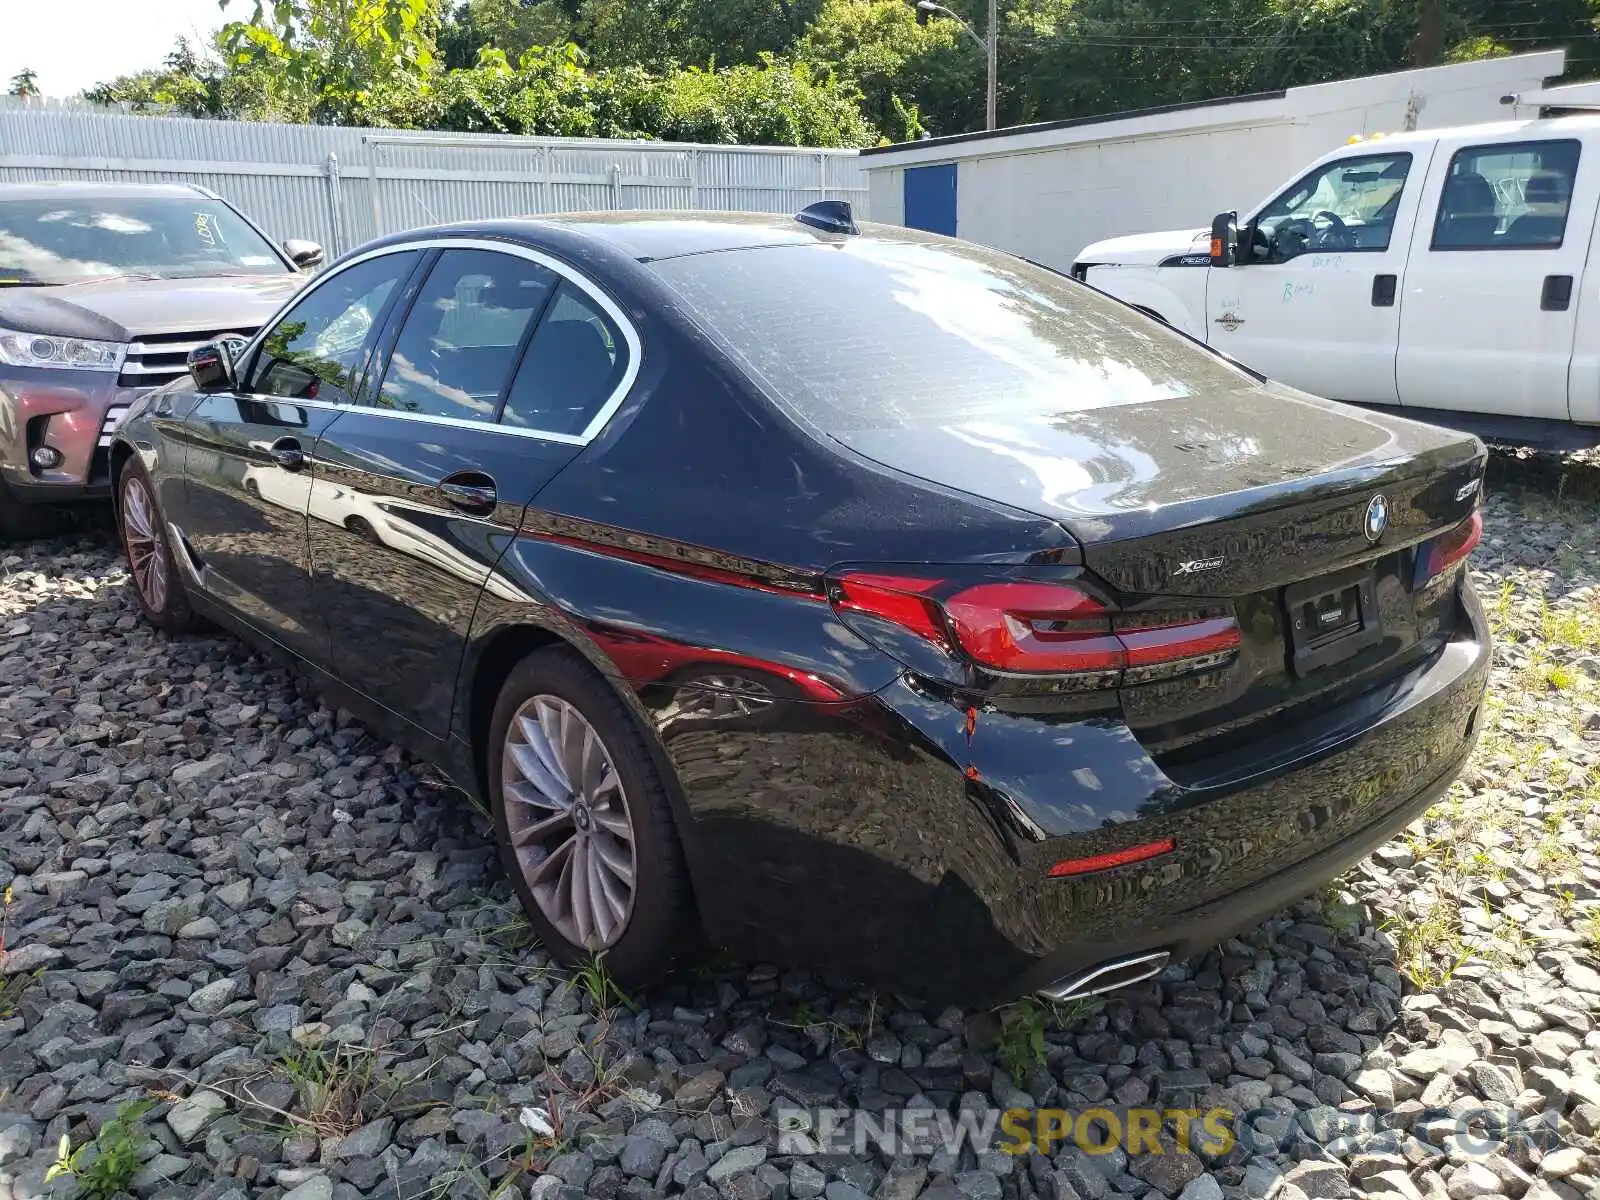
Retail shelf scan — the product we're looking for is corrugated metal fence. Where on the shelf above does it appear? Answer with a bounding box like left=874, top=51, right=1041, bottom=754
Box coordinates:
left=0, top=97, right=869, bottom=256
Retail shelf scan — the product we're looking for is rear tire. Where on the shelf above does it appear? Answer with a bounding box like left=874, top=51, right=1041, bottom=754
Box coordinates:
left=116, top=463, right=196, bottom=634
left=488, top=647, right=696, bottom=988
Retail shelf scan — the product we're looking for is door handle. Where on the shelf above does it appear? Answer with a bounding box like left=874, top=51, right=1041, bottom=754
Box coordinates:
left=1371, top=274, right=1397, bottom=307
left=1541, top=275, right=1574, bottom=312
left=269, top=437, right=305, bottom=471
left=438, top=471, right=498, bottom=515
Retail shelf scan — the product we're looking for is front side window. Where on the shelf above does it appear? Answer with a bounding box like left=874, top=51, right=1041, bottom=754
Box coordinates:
left=1251, top=152, right=1412, bottom=261
left=0, top=195, right=290, bottom=286
left=376, top=248, right=559, bottom=421
left=1432, top=140, right=1581, bottom=250
left=248, top=252, right=419, bottom=402
left=501, top=283, right=628, bottom=436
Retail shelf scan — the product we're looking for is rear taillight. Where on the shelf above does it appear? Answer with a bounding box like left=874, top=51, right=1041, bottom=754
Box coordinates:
left=1415, top=510, right=1483, bottom=588
left=829, top=572, right=1239, bottom=685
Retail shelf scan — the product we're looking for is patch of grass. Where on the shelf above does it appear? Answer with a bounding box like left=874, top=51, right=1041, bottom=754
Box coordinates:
left=571, top=953, right=635, bottom=1013
left=0, top=886, right=40, bottom=1019
left=994, top=999, right=1053, bottom=1082
left=1580, top=910, right=1600, bottom=961
left=45, top=1099, right=153, bottom=1199
left=275, top=1041, right=380, bottom=1138
left=1382, top=903, right=1470, bottom=991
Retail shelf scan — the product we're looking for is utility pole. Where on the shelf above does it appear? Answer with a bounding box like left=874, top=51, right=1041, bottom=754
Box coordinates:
left=916, top=1, right=998, bottom=131
left=986, top=0, right=997, bottom=131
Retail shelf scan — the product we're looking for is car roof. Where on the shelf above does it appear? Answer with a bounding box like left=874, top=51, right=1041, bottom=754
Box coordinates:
left=360, top=210, right=937, bottom=264
left=0, top=181, right=210, bottom=201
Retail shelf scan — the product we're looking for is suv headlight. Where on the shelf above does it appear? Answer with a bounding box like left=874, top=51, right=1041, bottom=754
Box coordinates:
left=0, top=328, right=127, bottom=372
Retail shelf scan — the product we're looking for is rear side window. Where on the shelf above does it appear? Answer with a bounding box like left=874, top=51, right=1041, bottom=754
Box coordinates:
left=650, top=238, right=1254, bottom=432
left=1432, top=139, right=1581, bottom=250
left=377, top=248, right=558, bottom=421
left=501, top=283, right=628, bottom=436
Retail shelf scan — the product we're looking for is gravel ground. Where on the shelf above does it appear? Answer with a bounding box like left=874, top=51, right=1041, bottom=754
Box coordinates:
left=1, top=456, right=1598, bottom=1200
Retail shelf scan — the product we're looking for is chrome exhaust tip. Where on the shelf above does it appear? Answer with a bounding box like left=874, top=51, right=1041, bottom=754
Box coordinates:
left=1036, top=950, right=1170, bottom=1002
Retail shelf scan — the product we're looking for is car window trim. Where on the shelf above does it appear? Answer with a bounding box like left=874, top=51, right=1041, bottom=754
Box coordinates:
left=1428, top=138, right=1582, bottom=253
left=229, top=235, right=642, bottom=447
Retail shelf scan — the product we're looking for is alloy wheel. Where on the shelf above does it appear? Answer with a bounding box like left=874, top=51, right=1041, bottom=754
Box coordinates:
left=122, top=476, right=169, bottom=612
left=501, top=694, right=637, bottom=950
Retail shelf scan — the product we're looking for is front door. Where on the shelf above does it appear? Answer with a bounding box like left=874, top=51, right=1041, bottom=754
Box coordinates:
left=1397, top=137, right=1592, bottom=421
left=1206, top=148, right=1423, bottom=404
left=311, top=243, right=636, bottom=737
left=178, top=250, right=423, bottom=660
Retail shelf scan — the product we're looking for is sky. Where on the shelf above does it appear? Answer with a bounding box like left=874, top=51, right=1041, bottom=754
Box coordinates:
left=0, top=0, right=229, bottom=98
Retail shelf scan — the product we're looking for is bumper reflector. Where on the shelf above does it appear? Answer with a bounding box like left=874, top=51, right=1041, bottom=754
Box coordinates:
left=1048, top=837, right=1175, bottom=878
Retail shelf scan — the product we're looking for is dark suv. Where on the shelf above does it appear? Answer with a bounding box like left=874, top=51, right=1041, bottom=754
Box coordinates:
left=0, top=181, right=320, bottom=537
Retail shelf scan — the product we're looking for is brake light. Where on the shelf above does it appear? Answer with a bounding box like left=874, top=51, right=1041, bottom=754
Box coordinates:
left=1416, top=510, right=1483, bottom=587
left=828, top=573, right=1239, bottom=684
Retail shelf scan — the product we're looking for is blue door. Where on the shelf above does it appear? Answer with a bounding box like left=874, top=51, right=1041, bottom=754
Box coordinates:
left=904, top=164, right=957, bottom=236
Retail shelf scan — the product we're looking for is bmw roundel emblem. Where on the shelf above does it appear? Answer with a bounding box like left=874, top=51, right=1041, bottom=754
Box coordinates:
left=1364, top=494, right=1390, bottom=543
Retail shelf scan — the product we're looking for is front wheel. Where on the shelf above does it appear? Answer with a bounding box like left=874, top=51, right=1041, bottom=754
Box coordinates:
left=117, top=464, right=196, bottom=634
left=488, top=648, right=696, bottom=987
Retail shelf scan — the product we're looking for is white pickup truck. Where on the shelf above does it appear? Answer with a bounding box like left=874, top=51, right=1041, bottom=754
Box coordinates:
left=1072, top=113, right=1600, bottom=448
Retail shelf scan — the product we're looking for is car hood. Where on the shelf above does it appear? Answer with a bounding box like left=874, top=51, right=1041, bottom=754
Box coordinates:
left=829, top=379, right=1481, bottom=545
left=0, top=274, right=304, bottom=341
left=1076, top=227, right=1209, bottom=267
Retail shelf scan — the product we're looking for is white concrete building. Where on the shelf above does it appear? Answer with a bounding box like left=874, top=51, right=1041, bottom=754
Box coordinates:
left=859, top=51, right=1567, bottom=271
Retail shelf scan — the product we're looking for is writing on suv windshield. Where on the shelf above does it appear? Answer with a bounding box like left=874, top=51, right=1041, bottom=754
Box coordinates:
left=0, top=198, right=288, bottom=286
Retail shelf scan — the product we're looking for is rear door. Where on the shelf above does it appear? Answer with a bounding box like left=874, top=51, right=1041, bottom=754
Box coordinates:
left=1204, top=148, right=1421, bottom=403
left=310, top=240, right=637, bottom=737
left=178, top=250, right=422, bottom=661
left=1397, top=134, right=1593, bottom=420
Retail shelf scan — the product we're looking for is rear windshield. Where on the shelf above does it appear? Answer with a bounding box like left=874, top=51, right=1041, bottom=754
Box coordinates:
left=0, top=196, right=288, bottom=286
left=649, top=237, right=1252, bottom=432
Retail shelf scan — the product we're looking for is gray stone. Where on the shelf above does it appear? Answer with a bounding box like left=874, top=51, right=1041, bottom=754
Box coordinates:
left=620, top=1135, right=667, bottom=1177
left=707, top=1144, right=767, bottom=1183
left=166, top=1089, right=228, bottom=1144
left=283, top=1177, right=335, bottom=1200
left=1281, top=1161, right=1352, bottom=1200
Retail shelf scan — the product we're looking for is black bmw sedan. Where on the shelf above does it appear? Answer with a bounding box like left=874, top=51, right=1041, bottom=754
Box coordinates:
left=110, top=204, right=1490, bottom=1004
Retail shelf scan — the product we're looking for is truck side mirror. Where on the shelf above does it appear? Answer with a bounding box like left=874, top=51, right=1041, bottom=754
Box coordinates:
left=1210, top=212, right=1238, bottom=267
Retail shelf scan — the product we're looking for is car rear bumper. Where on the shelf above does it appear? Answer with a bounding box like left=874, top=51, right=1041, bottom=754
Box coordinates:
left=646, top=580, right=1490, bottom=1004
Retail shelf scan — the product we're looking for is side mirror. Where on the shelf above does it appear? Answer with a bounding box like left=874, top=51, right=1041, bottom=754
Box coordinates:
left=188, top=337, right=244, bottom=393
left=283, top=239, right=324, bottom=270
left=1209, top=212, right=1238, bottom=268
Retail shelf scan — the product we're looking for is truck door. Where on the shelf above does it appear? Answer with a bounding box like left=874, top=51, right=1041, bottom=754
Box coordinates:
left=1396, top=135, right=1593, bottom=421
left=1204, top=147, right=1422, bottom=404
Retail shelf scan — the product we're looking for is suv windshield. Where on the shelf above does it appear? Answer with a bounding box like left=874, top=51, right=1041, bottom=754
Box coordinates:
left=0, top=196, right=289, bottom=286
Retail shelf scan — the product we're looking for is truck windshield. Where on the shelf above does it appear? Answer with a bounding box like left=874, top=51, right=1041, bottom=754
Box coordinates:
left=0, top=196, right=288, bottom=286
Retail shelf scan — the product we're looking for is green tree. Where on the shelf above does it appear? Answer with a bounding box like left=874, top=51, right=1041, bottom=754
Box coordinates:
left=7, top=69, right=41, bottom=98
left=216, top=0, right=439, bottom=124
left=439, top=0, right=575, bottom=68
left=795, top=0, right=968, bottom=139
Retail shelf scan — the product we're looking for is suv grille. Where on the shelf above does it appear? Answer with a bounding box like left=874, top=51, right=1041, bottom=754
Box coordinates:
left=118, top=328, right=257, bottom=390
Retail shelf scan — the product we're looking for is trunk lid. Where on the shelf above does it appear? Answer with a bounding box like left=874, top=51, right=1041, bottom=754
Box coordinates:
left=829, top=378, right=1483, bottom=595
left=831, top=381, right=1486, bottom=753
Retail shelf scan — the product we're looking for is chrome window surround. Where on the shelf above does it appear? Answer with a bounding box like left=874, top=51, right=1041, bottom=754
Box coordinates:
left=234, top=236, right=643, bottom=447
